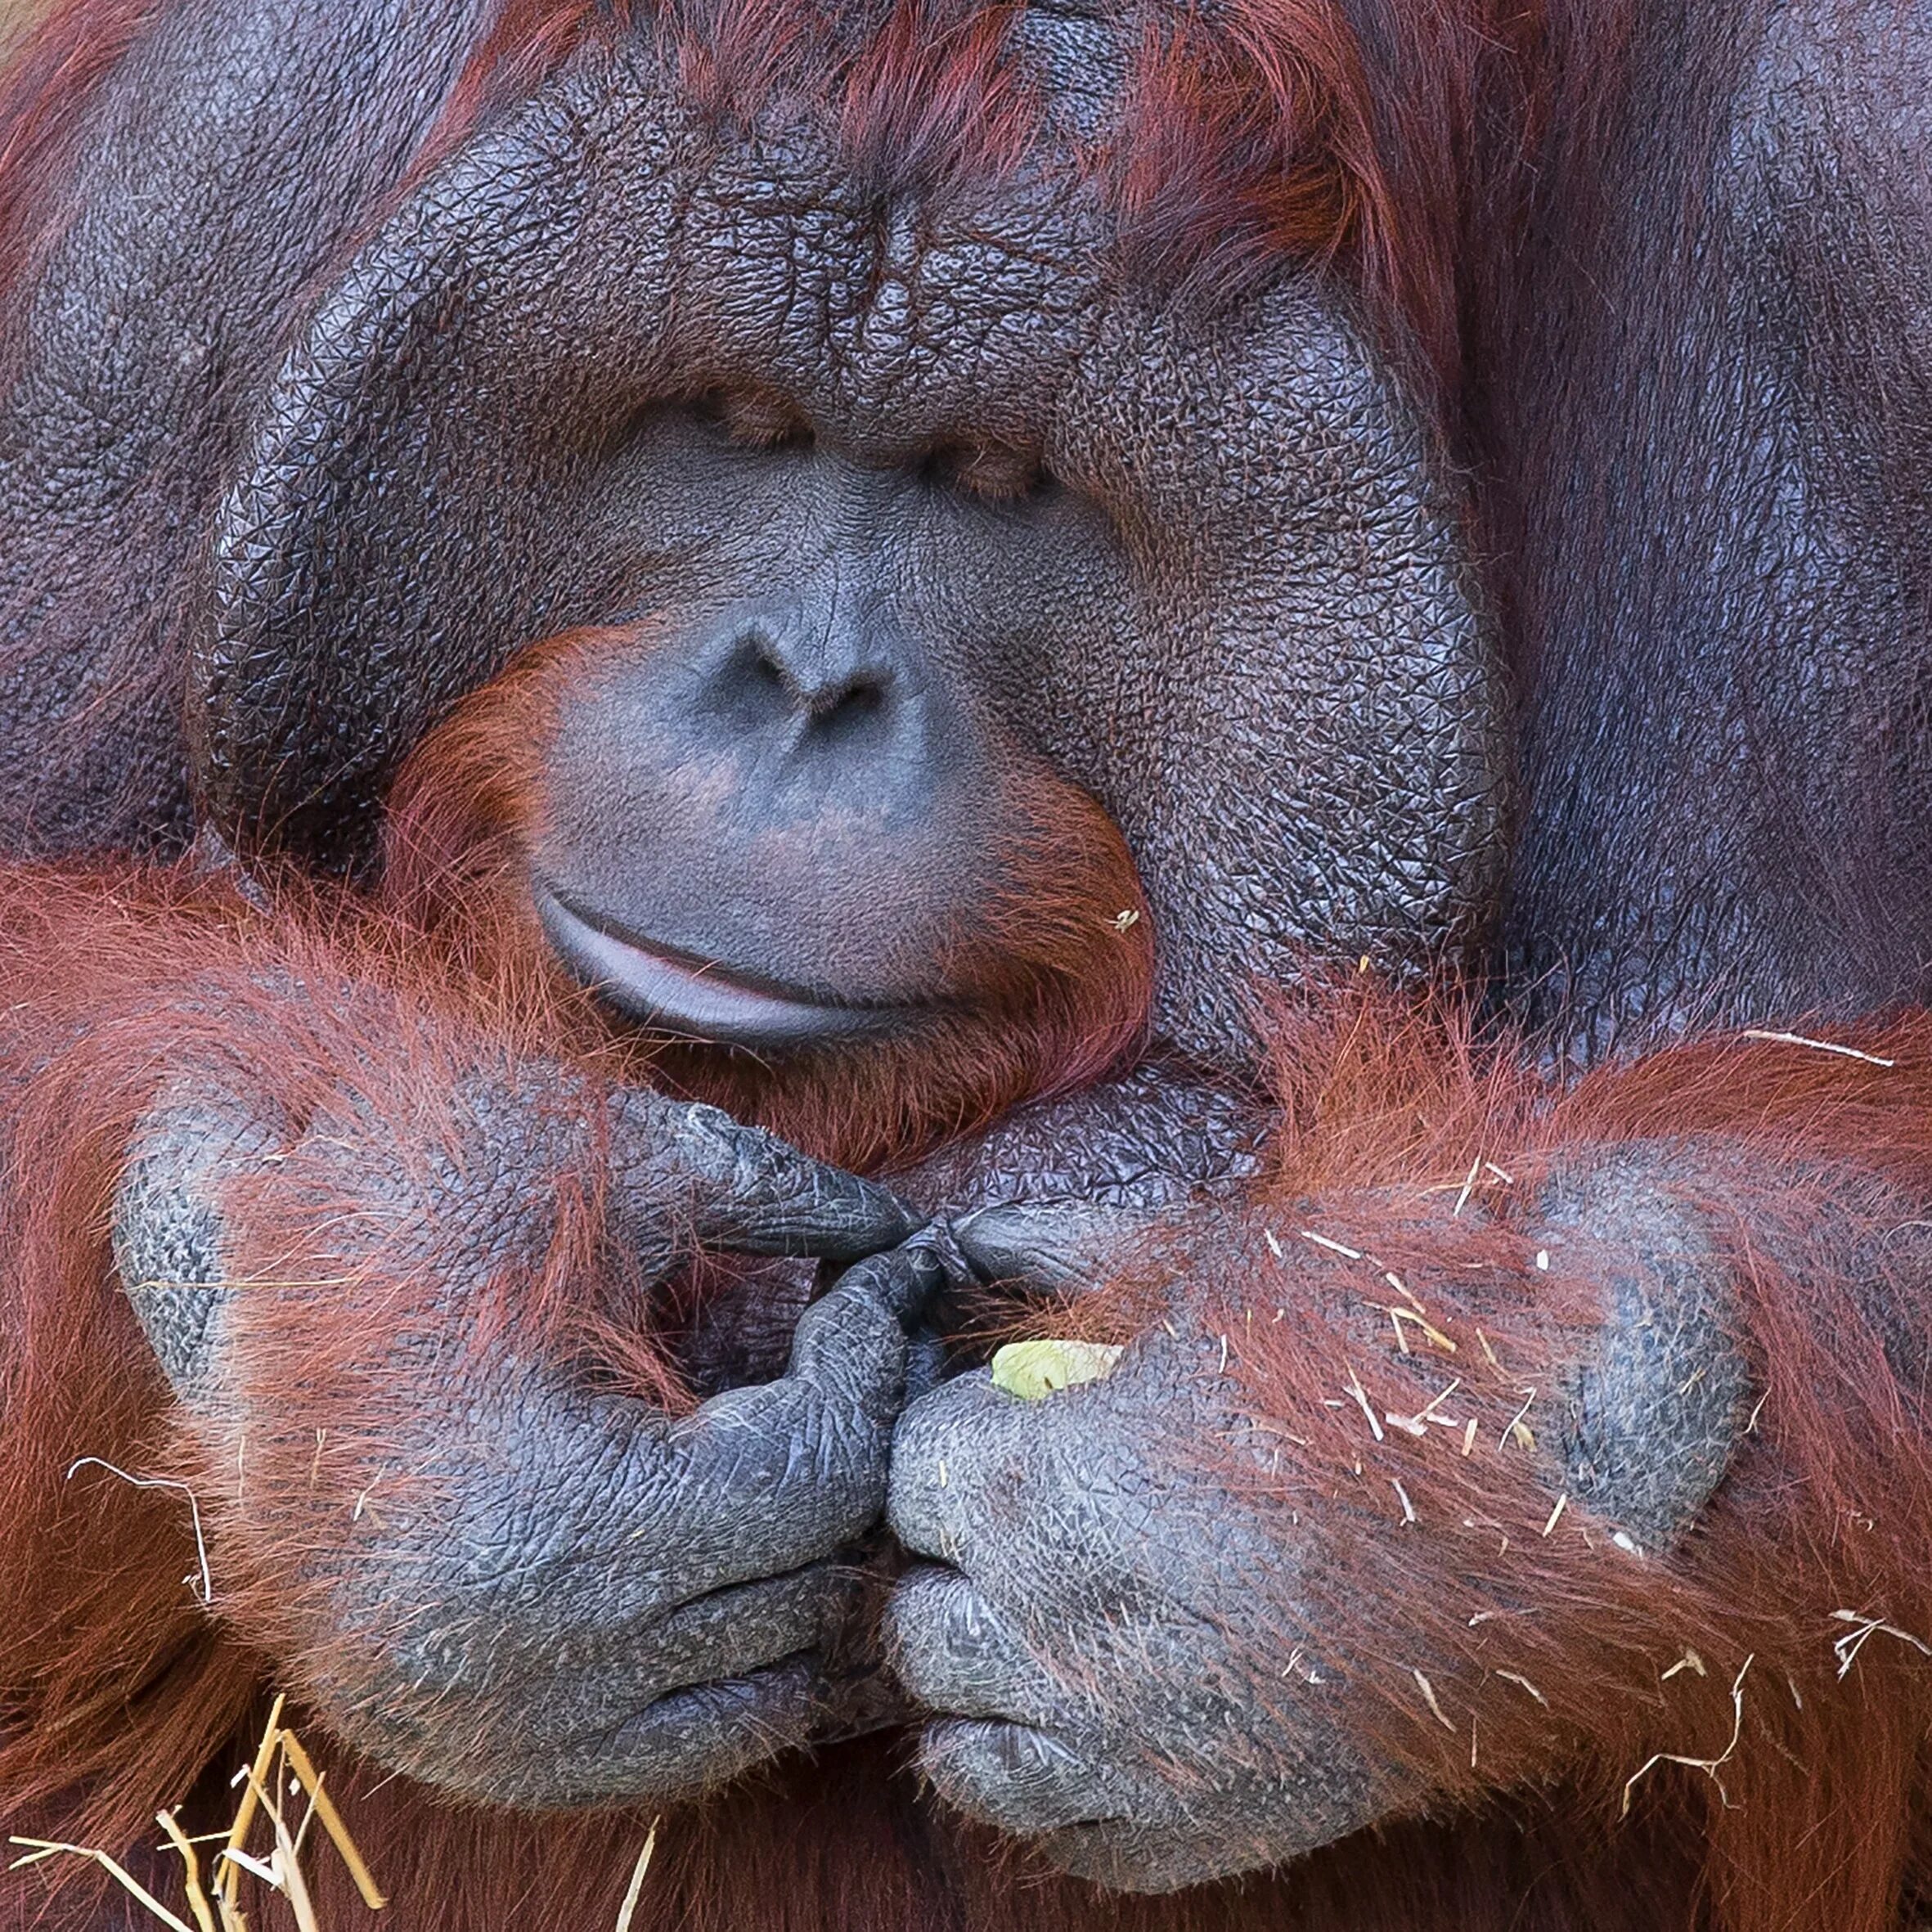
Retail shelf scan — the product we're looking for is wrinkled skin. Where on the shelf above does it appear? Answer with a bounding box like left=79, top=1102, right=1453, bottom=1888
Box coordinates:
left=4, top=0, right=1932, bottom=1910
left=887, top=1146, right=1754, bottom=1890
left=115, top=1056, right=927, bottom=1803
left=195, top=35, right=1498, bottom=1056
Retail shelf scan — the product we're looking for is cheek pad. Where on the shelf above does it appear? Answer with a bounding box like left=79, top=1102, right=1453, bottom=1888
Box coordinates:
left=1038, top=286, right=1504, bottom=1062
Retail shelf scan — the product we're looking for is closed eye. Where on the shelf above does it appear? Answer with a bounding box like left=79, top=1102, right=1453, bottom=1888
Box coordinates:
left=919, top=441, right=1056, bottom=505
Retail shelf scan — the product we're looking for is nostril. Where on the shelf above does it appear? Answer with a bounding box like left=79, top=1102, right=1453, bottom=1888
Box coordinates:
left=821, top=678, right=886, bottom=722
left=712, top=624, right=897, bottom=728
left=798, top=673, right=893, bottom=744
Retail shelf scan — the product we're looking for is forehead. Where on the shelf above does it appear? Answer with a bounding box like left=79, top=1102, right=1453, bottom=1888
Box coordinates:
left=516, top=38, right=1121, bottom=446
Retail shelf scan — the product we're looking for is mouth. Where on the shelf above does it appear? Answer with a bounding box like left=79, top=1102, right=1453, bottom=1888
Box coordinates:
left=533, top=883, right=911, bottom=1049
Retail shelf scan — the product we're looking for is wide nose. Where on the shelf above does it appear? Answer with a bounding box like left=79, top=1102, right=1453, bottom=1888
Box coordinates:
left=701, top=604, right=898, bottom=739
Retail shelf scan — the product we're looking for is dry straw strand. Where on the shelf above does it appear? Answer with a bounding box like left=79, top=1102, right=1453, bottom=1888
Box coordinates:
left=7, top=1838, right=195, bottom=1932
left=614, top=1822, right=659, bottom=1932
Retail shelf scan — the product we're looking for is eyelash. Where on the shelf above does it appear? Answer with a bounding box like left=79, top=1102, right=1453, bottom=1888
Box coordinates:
left=919, top=444, right=1054, bottom=505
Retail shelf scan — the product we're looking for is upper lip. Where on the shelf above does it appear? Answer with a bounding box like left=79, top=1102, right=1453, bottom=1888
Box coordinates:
left=533, top=883, right=912, bottom=1049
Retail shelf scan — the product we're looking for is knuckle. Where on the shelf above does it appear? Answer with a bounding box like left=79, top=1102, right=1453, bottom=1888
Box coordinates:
left=887, top=1372, right=1032, bottom=1557
left=887, top=1566, right=1048, bottom=1719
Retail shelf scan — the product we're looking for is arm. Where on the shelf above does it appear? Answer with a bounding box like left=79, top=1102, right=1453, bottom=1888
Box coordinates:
left=0, top=860, right=924, bottom=1814
left=887, top=991, right=1932, bottom=1908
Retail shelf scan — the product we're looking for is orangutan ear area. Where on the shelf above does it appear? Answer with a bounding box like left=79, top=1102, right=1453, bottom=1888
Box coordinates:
left=4, top=2, right=1932, bottom=1930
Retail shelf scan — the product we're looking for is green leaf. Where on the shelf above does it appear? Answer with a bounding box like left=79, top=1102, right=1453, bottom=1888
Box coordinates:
left=989, top=1338, right=1124, bottom=1402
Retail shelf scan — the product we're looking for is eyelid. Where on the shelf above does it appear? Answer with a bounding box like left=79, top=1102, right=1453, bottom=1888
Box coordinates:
left=927, top=443, right=1053, bottom=503
left=726, top=398, right=815, bottom=448
left=689, top=386, right=815, bottom=449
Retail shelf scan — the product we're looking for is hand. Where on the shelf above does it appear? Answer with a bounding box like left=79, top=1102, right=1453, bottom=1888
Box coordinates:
left=887, top=1152, right=1757, bottom=1892
left=114, top=1060, right=929, bottom=1804
left=887, top=1229, right=1385, bottom=1894
left=895, top=1061, right=1263, bottom=1289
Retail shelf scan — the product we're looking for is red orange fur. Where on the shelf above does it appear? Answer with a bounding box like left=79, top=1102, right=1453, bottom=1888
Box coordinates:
left=3, top=2, right=1929, bottom=1930
left=7, top=873, right=1932, bottom=1926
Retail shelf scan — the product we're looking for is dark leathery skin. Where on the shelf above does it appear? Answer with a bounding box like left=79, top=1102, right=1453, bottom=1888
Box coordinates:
left=887, top=1144, right=1755, bottom=1889
left=895, top=1062, right=1266, bottom=1292
left=112, top=1060, right=932, bottom=1804
left=202, top=29, right=1503, bottom=1066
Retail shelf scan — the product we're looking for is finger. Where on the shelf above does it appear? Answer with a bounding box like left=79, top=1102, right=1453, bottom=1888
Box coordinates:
left=645, top=1564, right=849, bottom=1694
left=1027, top=1815, right=1227, bottom=1896
left=888, top=1565, right=1067, bottom=1727
left=575, top=1655, right=834, bottom=1802
left=905, top=1331, right=950, bottom=1407
left=824, top=1240, right=951, bottom=1329
left=918, top=1716, right=1134, bottom=1837
left=651, top=1262, right=940, bottom=1593
left=666, top=1278, right=909, bottom=1575
left=951, top=1199, right=1152, bottom=1290
left=783, top=1254, right=942, bottom=1391
left=636, top=1096, right=921, bottom=1258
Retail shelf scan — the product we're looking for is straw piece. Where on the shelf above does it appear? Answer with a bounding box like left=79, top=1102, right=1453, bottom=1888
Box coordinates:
left=1741, top=1028, right=1894, bottom=1067
left=1411, top=1669, right=1454, bottom=1730
left=8, top=1840, right=195, bottom=1932
left=218, top=1850, right=279, bottom=1889
left=615, top=1822, right=658, bottom=1932
left=1621, top=1656, right=1754, bottom=1815
left=280, top=1728, right=387, bottom=1908
left=1342, top=1367, right=1384, bottom=1442
left=220, top=1695, right=286, bottom=1911
left=240, top=1761, right=318, bottom=1932
left=1386, top=1306, right=1456, bottom=1353
left=65, top=1458, right=212, bottom=1603
left=1502, top=1387, right=1537, bottom=1451
left=1300, top=1229, right=1363, bottom=1260
left=156, top=1812, right=217, bottom=1932
left=1829, top=1609, right=1932, bottom=1678
left=1496, top=1669, right=1548, bottom=1706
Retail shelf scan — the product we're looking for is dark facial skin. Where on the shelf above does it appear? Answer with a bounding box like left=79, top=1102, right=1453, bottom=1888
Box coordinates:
left=525, top=410, right=1124, bottom=1042
left=196, top=33, right=1502, bottom=1068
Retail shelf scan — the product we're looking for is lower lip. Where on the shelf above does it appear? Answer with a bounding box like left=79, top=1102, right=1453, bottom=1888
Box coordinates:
left=533, top=886, right=903, bottom=1049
